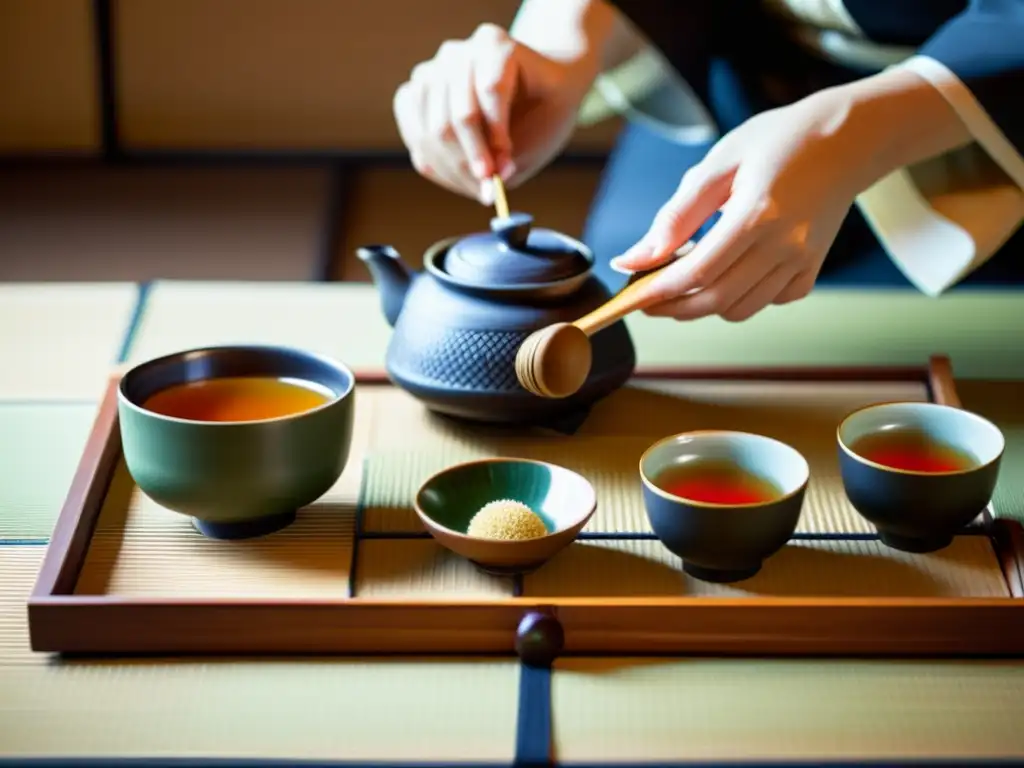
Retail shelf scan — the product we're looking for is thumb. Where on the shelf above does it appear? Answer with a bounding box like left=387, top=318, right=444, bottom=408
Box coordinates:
left=611, top=166, right=734, bottom=273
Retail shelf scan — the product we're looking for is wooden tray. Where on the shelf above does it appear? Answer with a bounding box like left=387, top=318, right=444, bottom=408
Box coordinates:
left=27, top=356, right=1024, bottom=661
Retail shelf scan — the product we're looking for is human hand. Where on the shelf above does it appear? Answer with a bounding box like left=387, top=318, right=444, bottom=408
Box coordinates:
left=610, top=88, right=885, bottom=323
left=393, top=23, right=599, bottom=204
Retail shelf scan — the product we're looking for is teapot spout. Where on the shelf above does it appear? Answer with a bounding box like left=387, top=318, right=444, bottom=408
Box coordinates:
left=356, top=245, right=413, bottom=328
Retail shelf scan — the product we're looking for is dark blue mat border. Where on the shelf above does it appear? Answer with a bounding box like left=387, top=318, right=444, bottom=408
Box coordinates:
left=2, top=757, right=1022, bottom=767
left=344, top=530, right=991, bottom=542
left=115, top=281, right=151, bottom=364
left=0, top=539, right=48, bottom=546
left=516, top=663, right=552, bottom=765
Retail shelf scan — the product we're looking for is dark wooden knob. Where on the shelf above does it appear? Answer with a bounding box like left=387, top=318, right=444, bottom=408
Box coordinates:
left=515, top=610, right=564, bottom=667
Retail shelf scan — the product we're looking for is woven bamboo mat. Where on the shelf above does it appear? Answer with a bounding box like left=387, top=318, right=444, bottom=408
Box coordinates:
left=127, top=281, right=389, bottom=370
left=523, top=537, right=1008, bottom=598
left=361, top=378, right=931, bottom=536
left=0, top=403, right=98, bottom=540
left=552, top=657, right=1024, bottom=761
left=0, top=283, right=137, bottom=400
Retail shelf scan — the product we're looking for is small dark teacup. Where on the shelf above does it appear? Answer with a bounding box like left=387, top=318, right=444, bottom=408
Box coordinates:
left=837, top=402, right=1004, bottom=553
left=639, top=431, right=809, bottom=583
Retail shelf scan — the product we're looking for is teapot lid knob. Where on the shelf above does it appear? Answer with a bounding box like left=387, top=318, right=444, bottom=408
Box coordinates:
left=490, top=212, right=533, bottom=250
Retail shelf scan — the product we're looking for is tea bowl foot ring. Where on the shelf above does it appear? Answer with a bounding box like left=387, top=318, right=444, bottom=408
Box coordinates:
left=878, top=530, right=953, bottom=554
left=683, top=561, right=761, bottom=584
left=191, top=510, right=297, bottom=540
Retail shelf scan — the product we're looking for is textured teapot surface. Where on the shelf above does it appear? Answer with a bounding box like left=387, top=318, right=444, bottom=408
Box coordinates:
left=358, top=213, right=637, bottom=428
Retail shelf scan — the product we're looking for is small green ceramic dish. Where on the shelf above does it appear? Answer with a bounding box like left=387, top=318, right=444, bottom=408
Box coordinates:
left=118, top=344, right=356, bottom=540
left=414, top=458, right=597, bottom=575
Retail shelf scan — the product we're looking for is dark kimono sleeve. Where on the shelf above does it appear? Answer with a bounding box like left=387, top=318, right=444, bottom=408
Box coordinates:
left=863, top=1, right=1024, bottom=295
left=911, top=0, right=1024, bottom=162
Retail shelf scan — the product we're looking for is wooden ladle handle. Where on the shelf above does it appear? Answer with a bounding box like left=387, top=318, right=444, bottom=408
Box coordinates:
left=574, top=259, right=677, bottom=336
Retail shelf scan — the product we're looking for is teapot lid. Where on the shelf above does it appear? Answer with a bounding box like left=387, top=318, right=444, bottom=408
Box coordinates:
left=442, top=213, right=591, bottom=286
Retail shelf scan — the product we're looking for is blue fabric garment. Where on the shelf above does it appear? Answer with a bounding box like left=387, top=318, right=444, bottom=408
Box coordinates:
left=582, top=119, right=1024, bottom=292
left=915, top=0, right=1024, bottom=155
left=583, top=2, right=1024, bottom=291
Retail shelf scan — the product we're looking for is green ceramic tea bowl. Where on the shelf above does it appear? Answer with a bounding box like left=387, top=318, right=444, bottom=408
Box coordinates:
left=118, top=345, right=356, bottom=539
left=414, top=458, right=597, bottom=575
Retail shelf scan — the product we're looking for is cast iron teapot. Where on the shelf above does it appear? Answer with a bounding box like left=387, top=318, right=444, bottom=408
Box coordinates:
left=357, top=211, right=636, bottom=429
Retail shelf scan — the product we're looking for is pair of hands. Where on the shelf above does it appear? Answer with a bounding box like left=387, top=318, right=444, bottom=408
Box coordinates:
left=394, top=24, right=882, bottom=323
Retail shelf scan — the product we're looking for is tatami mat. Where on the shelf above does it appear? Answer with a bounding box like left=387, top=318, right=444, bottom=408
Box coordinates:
left=0, top=548, right=519, bottom=761
left=0, top=547, right=42, bottom=666
left=127, top=281, right=390, bottom=370
left=0, top=283, right=136, bottom=400
left=551, top=657, right=1024, bottom=762
left=129, top=283, right=1024, bottom=381
left=523, top=536, right=1008, bottom=598
left=0, top=403, right=99, bottom=540
left=0, top=657, right=518, bottom=762
left=627, top=289, right=1024, bottom=380
left=0, top=167, right=331, bottom=282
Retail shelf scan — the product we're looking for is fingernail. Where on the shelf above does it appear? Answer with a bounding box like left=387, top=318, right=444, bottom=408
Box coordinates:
left=609, top=255, right=633, bottom=274
left=470, top=159, right=489, bottom=179
left=499, top=159, right=516, bottom=180
left=479, top=179, right=494, bottom=205
left=676, top=240, right=697, bottom=257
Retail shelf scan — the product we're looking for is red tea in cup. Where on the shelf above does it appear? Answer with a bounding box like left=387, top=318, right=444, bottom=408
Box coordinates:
left=652, top=458, right=782, bottom=505
left=848, top=426, right=976, bottom=473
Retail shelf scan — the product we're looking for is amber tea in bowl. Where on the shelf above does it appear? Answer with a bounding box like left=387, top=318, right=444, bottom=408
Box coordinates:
left=141, top=375, right=335, bottom=422
left=837, top=401, right=1004, bottom=553
left=640, top=431, right=809, bottom=583
left=118, top=345, right=357, bottom=540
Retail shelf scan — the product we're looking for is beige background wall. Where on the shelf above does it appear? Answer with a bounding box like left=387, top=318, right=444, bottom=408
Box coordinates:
left=0, top=0, right=620, bottom=154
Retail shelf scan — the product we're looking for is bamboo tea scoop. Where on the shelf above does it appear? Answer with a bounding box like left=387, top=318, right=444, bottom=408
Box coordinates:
left=491, top=174, right=511, bottom=220
left=515, top=259, right=675, bottom=399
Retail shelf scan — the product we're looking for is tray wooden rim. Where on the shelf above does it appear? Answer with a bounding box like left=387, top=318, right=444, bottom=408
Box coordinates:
left=27, top=356, right=1024, bottom=658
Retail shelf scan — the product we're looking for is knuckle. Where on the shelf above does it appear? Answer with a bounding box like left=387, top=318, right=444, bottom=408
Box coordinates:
left=473, top=22, right=508, bottom=42
left=409, top=62, right=431, bottom=82
left=703, top=289, right=727, bottom=313
left=775, top=277, right=814, bottom=304
left=750, top=194, right=782, bottom=226
left=451, top=106, right=482, bottom=128
left=721, top=306, right=752, bottom=323
left=392, top=84, right=409, bottom=113
left=679, top=165, right=711, bottom=194
left=437, top=39, right=463, bottom=59
left=477, top=71, right=511, bottom=100
left=410, top=154, right=429, bottom=175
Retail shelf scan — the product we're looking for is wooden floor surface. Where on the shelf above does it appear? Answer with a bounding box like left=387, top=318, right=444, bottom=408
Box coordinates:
left=0, top=164, right=605, bottom=283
